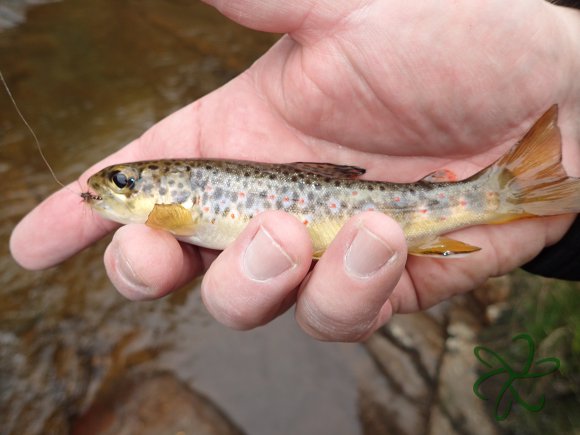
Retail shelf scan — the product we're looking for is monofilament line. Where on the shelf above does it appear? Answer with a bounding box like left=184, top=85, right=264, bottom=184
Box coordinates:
left=1, top=69, right=72, bottom=191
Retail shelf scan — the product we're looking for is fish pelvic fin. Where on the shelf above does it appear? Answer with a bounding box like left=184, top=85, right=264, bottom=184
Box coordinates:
left=492, top=105, right=580, bottom=217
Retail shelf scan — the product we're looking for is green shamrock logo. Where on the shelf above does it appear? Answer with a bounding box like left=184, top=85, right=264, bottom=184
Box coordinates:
left=473, top=333, right=560, bottom=421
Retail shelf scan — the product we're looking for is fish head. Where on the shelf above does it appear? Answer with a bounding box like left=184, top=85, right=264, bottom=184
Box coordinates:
left=86, top=162, right=166, bottom=225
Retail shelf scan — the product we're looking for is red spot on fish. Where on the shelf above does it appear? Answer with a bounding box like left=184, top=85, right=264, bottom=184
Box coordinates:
left=302, top=219, right=309, bottom=225
left=298, top=198, right=305, bottom=204
left=438, top=193, right=446, bottom=199
left=230, top=213, right=235, bottom=219
left=268, top=194, right=276, bottom=200
left=284, top=196, right=289, bottom=202
left=440, top=216, right=447, bottom=221
left=420, top=208, right=428, bottom=214
left=460, top=199, right=467, bottom=207
left=203, top=206, right=210, bottom=213
left=238, top=192, right=246, bottom=198
left=329, top=203, right=337, bottom=209
left=352, top=191, right=358, bottom=196
left=394, top=197, right=400, bottom=202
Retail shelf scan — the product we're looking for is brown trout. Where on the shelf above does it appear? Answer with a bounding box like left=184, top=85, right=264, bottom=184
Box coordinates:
left=85, top=105, right=580, bottom=257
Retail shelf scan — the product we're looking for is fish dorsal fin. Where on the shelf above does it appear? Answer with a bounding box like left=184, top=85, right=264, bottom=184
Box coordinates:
left=286, top=162, right=366, bottom=179
left=409, top=237, right=481, bottom=257
left=146, top=203, right=196, bottom=236
left=420, top=168, right=458, bottom=183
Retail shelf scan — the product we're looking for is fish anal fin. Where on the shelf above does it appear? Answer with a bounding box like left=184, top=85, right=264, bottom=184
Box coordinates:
left=146, top=203, right=196, bottom=236
left=287, top=162, right=366, bottom=179
left=409, top=237, right=481, bottom=257
left=420, top=168, right=458, bottom=183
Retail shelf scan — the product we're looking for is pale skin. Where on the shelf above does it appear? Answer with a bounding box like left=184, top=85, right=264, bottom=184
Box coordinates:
left=10, top=0, right=580, bottom=341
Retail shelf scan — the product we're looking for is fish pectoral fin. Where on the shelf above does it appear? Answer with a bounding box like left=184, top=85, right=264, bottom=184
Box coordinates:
left=419, top=168, right=458, bottom=183
left=146, top=203, right=196, bottom=236
left=286, top=162, right=366, bottom=179
left=408, top=237, right=481, bottom=257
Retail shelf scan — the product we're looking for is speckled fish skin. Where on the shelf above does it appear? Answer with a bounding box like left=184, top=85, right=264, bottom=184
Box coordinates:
left=88, top=159, right=496, bottom=252
left=85, top=105, right=580, bottom=256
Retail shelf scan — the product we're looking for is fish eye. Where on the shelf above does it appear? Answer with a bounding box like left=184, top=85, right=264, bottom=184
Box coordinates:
left=110, top=170, right=136, bottom=191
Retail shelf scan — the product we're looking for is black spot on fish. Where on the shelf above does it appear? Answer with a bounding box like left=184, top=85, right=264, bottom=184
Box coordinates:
left=159, top=187, right=167, bottom=195
left=334, top=180, right=341, bottom=187
left=212, top=187, right=223, bottom=200
left=148, top=165, right=159, bottom=170
left=168, top=179, right=175, bottom=186
left=367, top=186, right=374, bottom=191
left=379, top=185, right=385, bottom=191
left=205, top=165, right=212, bottom=170
left=269, top=174, right=276, bottom=180
left=178, top=183, right=184, bottom=189
left=244, top=171, right=251, bottom=177
left=291, top=176, right=298, bottom=182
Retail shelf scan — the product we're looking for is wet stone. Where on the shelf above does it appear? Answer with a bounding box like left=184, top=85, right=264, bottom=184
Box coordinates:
left=71, top=372, right=245, bottom=435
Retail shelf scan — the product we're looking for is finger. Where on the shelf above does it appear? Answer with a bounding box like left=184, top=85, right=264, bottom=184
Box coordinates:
left=9, top=186, right=119, bottom=269
left=201, top=211, right=312, bottom=330
left=103, top=224, right=203, bottom=300
left=295, top=212, right=407, bottom=342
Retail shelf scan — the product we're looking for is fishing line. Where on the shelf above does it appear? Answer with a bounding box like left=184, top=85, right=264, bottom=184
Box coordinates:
left=0, top=69, right=77, bottom=194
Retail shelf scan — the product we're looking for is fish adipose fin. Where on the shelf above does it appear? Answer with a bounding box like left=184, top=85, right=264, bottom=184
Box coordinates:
left=286, top=162, right=366, bottom=179
left=420, top=168, right=458, bottom=183
left=146, top=204, right=196, bottom=236
left=493, top=105, right=580, bottom=217
left=409, top=237, right=481, bottom=257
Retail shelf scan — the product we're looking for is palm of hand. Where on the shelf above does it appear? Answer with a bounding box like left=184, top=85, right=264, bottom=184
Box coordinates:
left=11, top=0, right=579, bottom=334
left=177, top=0, right=576, bottom=310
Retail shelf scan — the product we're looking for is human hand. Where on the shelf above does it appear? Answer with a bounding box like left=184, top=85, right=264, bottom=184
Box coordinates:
left=10, top=0, right=580, bottom=341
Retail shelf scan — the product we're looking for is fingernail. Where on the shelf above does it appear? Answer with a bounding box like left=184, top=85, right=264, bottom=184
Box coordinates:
left=345, top=227, right=396, bottom=278
left=244, top=226, right=295, bottom=281
left=113, top=242, right=152, bottom=294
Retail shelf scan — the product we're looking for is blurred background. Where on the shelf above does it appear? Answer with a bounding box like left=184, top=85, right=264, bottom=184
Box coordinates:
left=0, top=1, right=578, bottom=434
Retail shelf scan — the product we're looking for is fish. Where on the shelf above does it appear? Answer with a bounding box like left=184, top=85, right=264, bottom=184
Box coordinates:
left=85, top=105, right=580, bottom=258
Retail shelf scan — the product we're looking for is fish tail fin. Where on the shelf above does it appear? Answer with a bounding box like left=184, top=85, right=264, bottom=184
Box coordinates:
left=492, top=105, right=580, bottom=217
